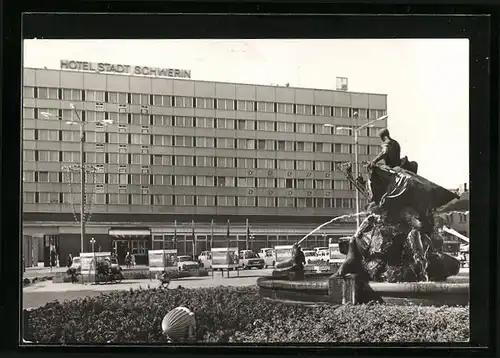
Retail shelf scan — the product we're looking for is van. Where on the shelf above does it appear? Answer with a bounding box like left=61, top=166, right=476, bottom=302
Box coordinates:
left=198, top=251, right=212, bottom=269
left=258, top=248, right=276, bottom=268
left=274, top=245, right=294, bottom=264
left=329, top=243, right=345, bottom=265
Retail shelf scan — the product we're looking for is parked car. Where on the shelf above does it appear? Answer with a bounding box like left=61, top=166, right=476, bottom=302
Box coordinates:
left=329, top=243, right=345, bottom=266
left=303, top=250, right=320, bottom=265
left=198, top=251, right=212, bottom=269
left=316, top=249, right=330, bottom=263
left=258, top=248, right=276, bottom=268
left=70, top=256, right=82, bottom=273
left=313, top=247, right=328, bottom=255
left=239, top=250, right=265, bottom=270
left=177, top=256, right=200, bottom=271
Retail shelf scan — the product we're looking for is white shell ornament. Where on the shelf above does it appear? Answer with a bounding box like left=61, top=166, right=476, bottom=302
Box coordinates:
left=161, top=306, right=196, bottom=341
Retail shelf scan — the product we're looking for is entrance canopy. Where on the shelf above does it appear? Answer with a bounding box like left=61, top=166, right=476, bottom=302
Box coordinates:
left=109, top=229, right=151, bottom=239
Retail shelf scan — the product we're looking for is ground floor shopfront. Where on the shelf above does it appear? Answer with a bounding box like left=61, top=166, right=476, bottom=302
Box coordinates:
left=22, top=220, right=357, bottom=267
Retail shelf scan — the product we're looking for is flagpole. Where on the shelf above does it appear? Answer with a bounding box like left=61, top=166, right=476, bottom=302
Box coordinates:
left=174, top=220, right=177, bottom=253
left=192, top=219, right=195, bottom=259
left=210, top=219, right=214, bottom=250
left=226, top=219, right=230, bottom=249
left=245, top=218, right=249, bottom=251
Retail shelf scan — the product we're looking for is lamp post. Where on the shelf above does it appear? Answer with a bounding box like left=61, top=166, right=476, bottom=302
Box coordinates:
left=324, top=114, right=388, bottom=229
left=90, top=237, right=96, bottom=253
left=41, top=106, right=113, bottom=253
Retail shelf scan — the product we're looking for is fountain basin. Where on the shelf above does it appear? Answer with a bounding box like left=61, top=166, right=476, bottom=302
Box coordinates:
left=257, top=273, right=469, bottom=306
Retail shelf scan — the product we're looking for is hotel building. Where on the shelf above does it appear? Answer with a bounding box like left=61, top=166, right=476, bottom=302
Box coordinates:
left=22, top=66, right=387, bottom=266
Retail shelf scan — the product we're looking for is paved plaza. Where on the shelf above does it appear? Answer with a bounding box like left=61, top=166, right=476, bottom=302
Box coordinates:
left=23, top=268, right=273, bottom=309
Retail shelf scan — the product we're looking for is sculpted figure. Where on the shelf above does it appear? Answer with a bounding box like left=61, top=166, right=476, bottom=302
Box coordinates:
left=334, top=162, right=460, bottom=283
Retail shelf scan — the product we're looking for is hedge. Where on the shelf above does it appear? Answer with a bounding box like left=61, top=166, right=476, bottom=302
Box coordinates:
left=25, top=286, right=469, bottom=344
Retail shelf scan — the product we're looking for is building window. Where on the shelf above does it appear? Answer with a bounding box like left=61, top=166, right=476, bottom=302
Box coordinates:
left=315, top=105, right=332, bottom=117
left=37, top=150, right=59, bottom=162
left=236, top=119, right=255, bottom=131
left=296, top=179, right=313, bottom=189
left=237, top=138, right=255, bottom=150
left=257, top=139, right=274, bottom=151
left=38, top=87, right=59, bottom=100
left=24, top=192, right=36, bottom=204
left=317, top=198, right=333, bottom=208
left=38, top=192, right=61, bottom=204
left=276, top=122, right=294, bottom=132
left=237, top=158, right=255, bottom=169
left=175, top=155, right=194, bottom=166
left=276, top=102, right=294, bottom=114
left=153, top=95, right=172, bottom=106
left=62, top=151, right=81, bottom=162
left=257, top=197, right=275, bottom=207
left=257, top=159, right=274, bottom=169
left=174, top=116, right=194, bottom=127
left=216, top=176, right=235, bottom=187
left=257, top=178, right=274, bottom=188
left=131, top=93, right=149, bottom=105
left=23, top=86, right=35, bottom=98
left=216, top=138, right=236, bottom=149
left=85, top=90, right=105, bottom=102
left=175, top=176, right=194, bottom=186
left=153, top=135, right=173, bottom=146
left=277, top=197, right=295, bottom=208
left=333, top=143, right=351, bottom=154
left=315, top=161, right=330, bottom=171
left=257, top=120, right=275, bottom=132
left=23, top=150, right=36, bottom=162
left=153, top=175, right=172, bottom=185
left=85, top=132, right=106, bottom=143
left=197, top=195, right=216, bottom=206
left=23, top=129, right=36, bottom=140
left=23, top=171, right=35, bottom=182
left=174, top=136, right=194, bottom=147
left=131, top=154, right=150, bottom=165
left=236, top=100, right=254, bottom=111
left=196, top=98, right=215, bottom=109
left=238, top=197, right=255, bottom=207
left=333, top=180, right=350, bottom=190
left=130, top=114, right=149, bottom=126
left=176, top=195, right=195, bottom=206
left=296, top=141, right=314, bottom=152
left=297, top=197, right=315, bottom=208
left=37, top=171, right=59, bottom=183
left=153, top=194, right=173, bottom=205
left=153, top=115, right=172, bottom=127
left=315, top=123, right=332, bottom=135
left=296, top=104, right=313, bottom=116
left=216, top=118, right=236, bottom=130
left=296, top=160, right=313, bottom=171
left=86, top=111, right=105, bottom=123
left=296, top=123, right=314, bottom=134
left=196, top=176, right=215, bottom=187
left=216, top=157, right=235, bottom=168
left=277, top=160, right=294, bottom=170
left=196, top=156, right=215, bottom=167
left=152, top=154, right=172, bottom=166
left=316, top=142, right=332, bottom=153
left=237, top=177, right=255, bottom=188
left=256, top=101, right=275, bottom=113
left=131, top=134, right=150, bottom=145
left=195, top=117, right=215, bottom=128
left=62, top=88, right=82, bottom=101
left=174, top=96, right=194, bottom=108
left=38, top=130, right=59, bottom=141
left=216, top=99, right=235, bottom=111
left=23, top=107, right=35, bottom=119
left=217, top=196, right=236, bottom=207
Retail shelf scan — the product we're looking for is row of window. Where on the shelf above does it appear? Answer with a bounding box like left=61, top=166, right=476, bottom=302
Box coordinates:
left=24, top=171, right=353, bottom=189
left=25, top=108, right=384, bottom=137
left=24, top=131, right=380, bottom=155
left=25, top=86, right=386, bottom=119
left=24, top=150, right=373, bottom=169
left=24, top=192, right=359, bottom=208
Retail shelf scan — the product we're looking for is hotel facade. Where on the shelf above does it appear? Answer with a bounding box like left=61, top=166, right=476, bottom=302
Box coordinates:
left=22, top=65, right=387, bottom=266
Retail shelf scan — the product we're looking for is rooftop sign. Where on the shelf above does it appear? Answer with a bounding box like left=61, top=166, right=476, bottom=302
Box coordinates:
left=60, top=60, right=191, bottom=79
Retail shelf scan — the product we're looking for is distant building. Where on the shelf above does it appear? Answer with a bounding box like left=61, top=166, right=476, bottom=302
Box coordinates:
left=22, top=66, right=387, bottom=265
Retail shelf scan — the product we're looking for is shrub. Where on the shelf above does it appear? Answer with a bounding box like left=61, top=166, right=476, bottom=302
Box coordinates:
left=26, top=286, right=469, bottom=344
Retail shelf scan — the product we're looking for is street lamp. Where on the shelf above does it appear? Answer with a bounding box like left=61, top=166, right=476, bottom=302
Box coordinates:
left=324, top=114, right=388, bottom=229
left=40, top=105, right=113, bottom=253
left=90, top=237, right=96, bottom=252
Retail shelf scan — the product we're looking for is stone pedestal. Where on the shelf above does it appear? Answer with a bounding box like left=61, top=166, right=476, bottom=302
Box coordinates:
left=288, top=271, right=304, bottom=281
left=328, top=274, right=359, bottom=304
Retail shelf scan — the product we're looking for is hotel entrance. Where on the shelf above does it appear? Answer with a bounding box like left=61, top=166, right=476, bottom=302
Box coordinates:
left=108, top=229, right=151, bottom=266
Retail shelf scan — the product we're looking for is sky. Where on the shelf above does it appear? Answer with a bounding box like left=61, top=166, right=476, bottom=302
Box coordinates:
left=23, top=39, right=469, bottom=189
